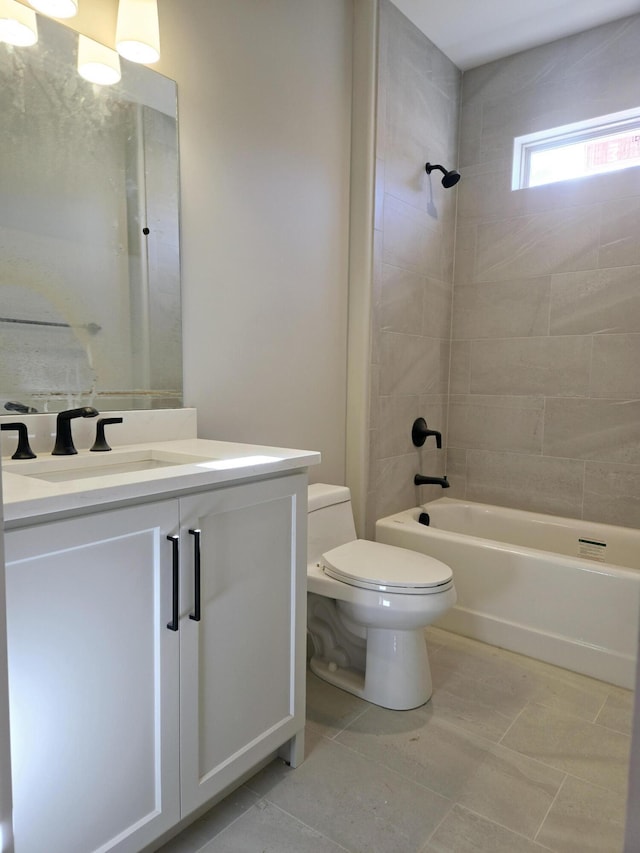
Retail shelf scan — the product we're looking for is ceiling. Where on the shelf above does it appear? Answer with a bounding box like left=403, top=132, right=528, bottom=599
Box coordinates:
left=391, top=0, right=640, bottom=70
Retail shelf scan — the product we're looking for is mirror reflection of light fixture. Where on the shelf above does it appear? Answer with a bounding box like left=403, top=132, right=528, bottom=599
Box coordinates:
left=116, top=0, right=160, bottom=64
left=28, top=0, right=77, bottom=19
left=0, top=0, right=38, bottom=45
left=77, top=34, right=121, bottom=85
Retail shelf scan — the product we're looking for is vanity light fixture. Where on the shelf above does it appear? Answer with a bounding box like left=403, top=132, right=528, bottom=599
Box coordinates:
left=0, top=0, right=38, bottom=45
left=28, top=0, right=77, bottom=19
left=77, top=34, right=121, bottom=85
left=115, top=0, right=160, bottom=64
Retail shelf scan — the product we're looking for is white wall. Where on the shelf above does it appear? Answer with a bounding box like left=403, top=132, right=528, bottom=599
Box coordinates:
left=157, top=0, right=353, bottom=484
left=35, top=0, right=353, bottom=483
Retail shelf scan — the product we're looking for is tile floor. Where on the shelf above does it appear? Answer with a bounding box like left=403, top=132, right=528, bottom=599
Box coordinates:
left=158, top=627, right=634, bottom=853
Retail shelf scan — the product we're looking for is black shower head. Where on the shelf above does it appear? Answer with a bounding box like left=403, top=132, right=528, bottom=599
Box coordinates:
left=425, top=162, right=461, bottom=188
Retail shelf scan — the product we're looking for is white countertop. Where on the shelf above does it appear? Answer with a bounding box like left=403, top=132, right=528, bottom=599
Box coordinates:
left=2, top=438, right=321, bottom=527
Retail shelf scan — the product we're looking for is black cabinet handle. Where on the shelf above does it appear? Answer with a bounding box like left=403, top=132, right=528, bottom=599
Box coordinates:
left=189, top=528, right=201, bottom=622
left=167, top=534, right=179, bottom=631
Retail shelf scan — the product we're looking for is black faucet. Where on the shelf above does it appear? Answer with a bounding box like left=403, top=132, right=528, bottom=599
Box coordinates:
left=412, top=417, right=442, bottom=449
left=414, top=474, right=449, bottom=488
left=52, top=407, right=99, bottom=455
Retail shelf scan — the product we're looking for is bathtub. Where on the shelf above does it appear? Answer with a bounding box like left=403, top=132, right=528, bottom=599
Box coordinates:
left=375, top=498, right=640, bottom=689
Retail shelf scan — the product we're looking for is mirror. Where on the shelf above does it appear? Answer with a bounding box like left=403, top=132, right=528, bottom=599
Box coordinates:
left=0, top=13, right=181, bottom=414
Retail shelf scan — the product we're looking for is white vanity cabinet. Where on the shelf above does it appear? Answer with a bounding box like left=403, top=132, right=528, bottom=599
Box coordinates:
left=4, top=471, right=307, bottom=853
left=178, top=474, right=306, bottom=816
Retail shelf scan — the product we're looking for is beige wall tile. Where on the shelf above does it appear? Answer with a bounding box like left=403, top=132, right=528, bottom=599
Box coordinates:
left=377, top=394, right=420, bottom=459
left=599, top=197, right=640, bottom=269
left=373, top=452, right=423, bottom=517
left=583, top=461, right=640, bottom=529
left=590, top=334, right=640, bottom=398
left=475, top=208, right=600, bottom=282
left=449, top=341, right=471, bottom=395
left=380, top=331, right=449, bottom=396
left=448, top=395, right=544, bottom=454
left=380, top=264, right=425, bottom=334
left=470, top=337, right=592, bottom=396
left=466, top=450, right=585, bottom=517
left=544, top=398, right=640, bottom=464
left=422, top=277, right=453, bottom=339
left=453, top=278, right=550, bottom=340
left=550, top=267, right=640, bottom=335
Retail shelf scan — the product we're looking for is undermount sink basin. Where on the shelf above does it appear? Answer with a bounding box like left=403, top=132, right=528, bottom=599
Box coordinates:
left=3, top=449, right=215, bottom=483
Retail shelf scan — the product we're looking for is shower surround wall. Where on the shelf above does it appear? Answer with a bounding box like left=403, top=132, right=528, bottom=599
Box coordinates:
left=448, top=14, right=640, bottom=528
left=366, top=0, right=460, bottom=536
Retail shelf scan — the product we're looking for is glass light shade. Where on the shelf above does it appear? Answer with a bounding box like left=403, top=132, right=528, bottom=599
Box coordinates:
left=28, top=0, right=77, bottom=19
left=78, top=34, right=121, bottom=85
left=0, top=0, right=37, bottom=45
left=116, top=0, right=159, bottom=64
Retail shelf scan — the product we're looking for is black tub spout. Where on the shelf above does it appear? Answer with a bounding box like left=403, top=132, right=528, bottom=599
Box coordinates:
left=415, top=474, right=449, bottom=488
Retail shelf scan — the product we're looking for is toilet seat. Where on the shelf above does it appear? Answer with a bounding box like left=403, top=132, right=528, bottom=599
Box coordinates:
left=321, top=539, right=453, bottom=595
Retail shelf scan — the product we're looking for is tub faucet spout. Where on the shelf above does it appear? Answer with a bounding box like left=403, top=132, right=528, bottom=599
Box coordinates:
left=415, top=474, right=449, bottom=488
left=52, top=406, right=99, bottom=455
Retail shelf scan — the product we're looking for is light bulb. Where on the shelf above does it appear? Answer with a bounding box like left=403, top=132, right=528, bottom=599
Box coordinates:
left=78, top=34, right=121, bottom=86
left=28, top=0, right=78, bottom=19
left=0, top=0, right=38, bottom=45
left=116, top=0, right=160, bottom=64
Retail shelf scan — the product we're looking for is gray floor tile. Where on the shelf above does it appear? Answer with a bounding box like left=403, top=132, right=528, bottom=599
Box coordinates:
left=157, top=787, right=259, bottom=852
left=335, top=703, right=490, bottom=800
left=430, top=630, right=613, bottom=723
left=596, top=690, right=635, bottom=736
left=160, top=629, right=634, bottom=853
left=425, top=804, right=554, bottom=852
left=246, top=736, right=451, bottom=853
left=456, top=743, right=565, bottom=838
left=305, top=670, right=369, bottom=739
left=535, top=775, right=627, bottom=853
left=500, top=703, right=631, bottom=794
left=426, top=681, right=515, bottom=741
left=197, top=800, right=352, bottom=853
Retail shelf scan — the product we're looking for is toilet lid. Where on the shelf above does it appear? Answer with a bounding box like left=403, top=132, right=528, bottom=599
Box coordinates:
left=321, top=539, right=453, bottom=594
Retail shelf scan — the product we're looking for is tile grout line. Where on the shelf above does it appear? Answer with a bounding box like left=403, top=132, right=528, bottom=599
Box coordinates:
left=533, top=772, right=569, bottom=845
left=326, top=704, right=373, bottom=740
left=496, top=699, right=531, bottom=745
left=446, top=803, right=558, bottom=852
left=592, top=690, right=610, bottom=725
left=422, top=800, right=457, bottom=848
left=226, top=799, right=356, bottom=853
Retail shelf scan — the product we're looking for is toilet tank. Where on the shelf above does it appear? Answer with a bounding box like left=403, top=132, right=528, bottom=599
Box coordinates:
left=307, top=484, right=357, bottom=565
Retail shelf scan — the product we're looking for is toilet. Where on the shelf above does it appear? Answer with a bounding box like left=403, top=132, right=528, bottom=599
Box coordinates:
left=307, top=484, right=456, bottom=711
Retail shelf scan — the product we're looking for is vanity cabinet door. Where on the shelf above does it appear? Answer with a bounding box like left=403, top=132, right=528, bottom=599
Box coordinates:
left=178, top=473, right=307, bottom=816
left=4, top=501, right=181, bottom=853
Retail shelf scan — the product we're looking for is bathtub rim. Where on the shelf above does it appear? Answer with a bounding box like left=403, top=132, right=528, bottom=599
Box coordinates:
left=382, top=497, right=639, bottom=577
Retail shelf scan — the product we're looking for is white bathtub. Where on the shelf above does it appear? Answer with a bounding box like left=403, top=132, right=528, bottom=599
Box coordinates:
left=376, top=498, right=640, bottom=689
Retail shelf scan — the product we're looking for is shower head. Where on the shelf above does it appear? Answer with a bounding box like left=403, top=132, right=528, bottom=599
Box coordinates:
left=425, top=162, right=461, bottom=188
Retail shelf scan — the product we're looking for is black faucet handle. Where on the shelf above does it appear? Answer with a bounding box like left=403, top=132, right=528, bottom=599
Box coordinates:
left=412, top=417, right=442, bottom=449
left=90, top=417, right=123, bottom=452
left=1, top=422, right=36, bottom=459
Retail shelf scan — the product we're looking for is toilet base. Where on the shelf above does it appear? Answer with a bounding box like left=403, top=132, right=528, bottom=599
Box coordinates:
left=310, top=627, right=433, bottom=711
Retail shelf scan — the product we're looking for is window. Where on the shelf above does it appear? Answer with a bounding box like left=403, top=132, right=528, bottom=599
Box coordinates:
left=512, top=107, right=640, bottom=190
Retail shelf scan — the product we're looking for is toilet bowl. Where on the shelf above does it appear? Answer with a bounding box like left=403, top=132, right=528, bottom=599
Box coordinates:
left=307, top=484, right=456, bottom=710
